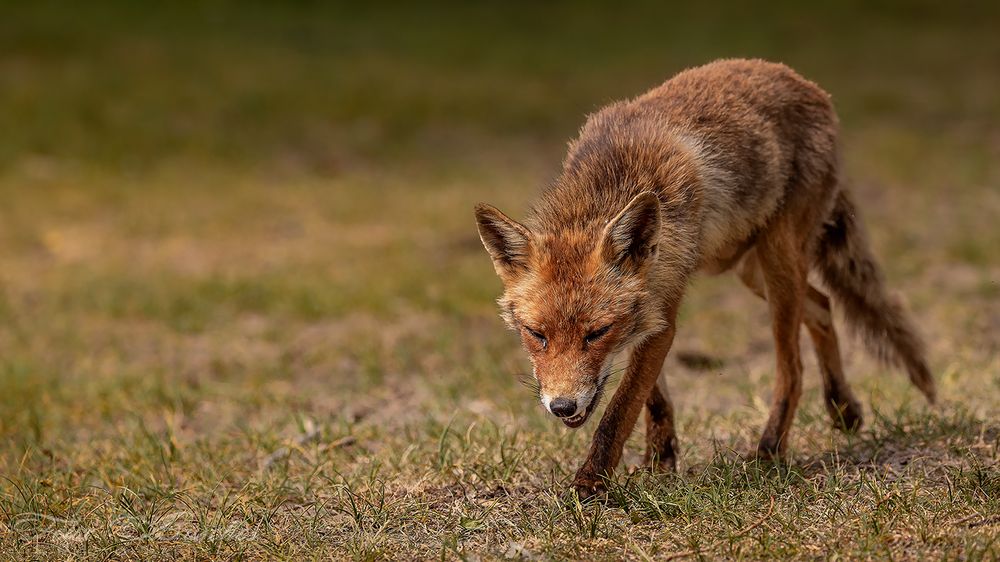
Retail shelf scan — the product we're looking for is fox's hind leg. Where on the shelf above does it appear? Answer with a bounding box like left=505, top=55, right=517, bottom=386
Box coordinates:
left=739, top=250, right=863, bottom=432
left=643, top=377, right=678, bottom=471
left=750, top=224, right=809, bottom=458
left=802, top=286, right=863, bottom=431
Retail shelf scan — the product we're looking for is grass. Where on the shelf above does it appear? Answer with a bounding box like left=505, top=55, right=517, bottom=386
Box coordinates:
left=1, top=1, right=998, bottom=559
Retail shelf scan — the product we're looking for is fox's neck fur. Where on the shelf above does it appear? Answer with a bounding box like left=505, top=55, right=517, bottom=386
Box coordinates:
left=526, top=104, right=707, bottom=306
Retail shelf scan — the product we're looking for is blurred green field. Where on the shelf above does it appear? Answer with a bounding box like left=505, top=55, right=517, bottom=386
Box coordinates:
left=1, top=1, right=998, bottom=559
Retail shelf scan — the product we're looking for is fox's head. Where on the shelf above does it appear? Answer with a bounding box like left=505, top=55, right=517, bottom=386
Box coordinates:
left=474, top=191, right=666, bottom=428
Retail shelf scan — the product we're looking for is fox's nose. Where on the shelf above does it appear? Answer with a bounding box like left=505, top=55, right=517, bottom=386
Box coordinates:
left=548, top=397, right=578, bottom=418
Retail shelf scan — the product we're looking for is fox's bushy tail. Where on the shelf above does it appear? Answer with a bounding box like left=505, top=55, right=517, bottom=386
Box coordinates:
left=814, top=190, right=936, bottom=403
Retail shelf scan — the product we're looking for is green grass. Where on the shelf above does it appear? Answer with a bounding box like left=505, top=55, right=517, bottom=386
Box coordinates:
left=1, top=1, right=998, bottom=559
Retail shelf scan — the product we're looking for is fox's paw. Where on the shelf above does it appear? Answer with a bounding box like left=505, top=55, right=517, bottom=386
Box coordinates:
left=570, top=474, right=607, bottom=500
left=827, top=399, right=863, bottom=433
left=637, top=455, right=677, bottom=475
left=642, top=441, right=678, bottom=473
left=754, top=435, right=786, bottom=461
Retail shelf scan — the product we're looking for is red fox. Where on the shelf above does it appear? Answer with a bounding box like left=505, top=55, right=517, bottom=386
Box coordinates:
left=474, top=59, right=935, bottom=496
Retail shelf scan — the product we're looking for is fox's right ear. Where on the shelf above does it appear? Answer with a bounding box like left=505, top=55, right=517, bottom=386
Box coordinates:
left=600, top=191, right=661, bottom=274
left=474, top=203, right=532, bottom=280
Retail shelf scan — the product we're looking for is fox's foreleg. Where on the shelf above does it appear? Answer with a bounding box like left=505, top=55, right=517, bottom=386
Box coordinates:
left=573, top=303, right=679, bottom=497
left=644, top=377, right=678, bottom=471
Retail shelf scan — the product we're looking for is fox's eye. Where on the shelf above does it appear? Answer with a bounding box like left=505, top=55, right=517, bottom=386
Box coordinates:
left=584, top=324, right=613, bottom=344
left=524, top=326, right=547, bottom=349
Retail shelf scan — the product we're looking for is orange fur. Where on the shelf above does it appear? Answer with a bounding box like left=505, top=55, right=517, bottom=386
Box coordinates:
left=475, top=59, right=934, bottom=496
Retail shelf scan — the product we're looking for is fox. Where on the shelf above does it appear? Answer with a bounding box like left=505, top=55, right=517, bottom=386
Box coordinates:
left=474, top=59, right=935, bottom=496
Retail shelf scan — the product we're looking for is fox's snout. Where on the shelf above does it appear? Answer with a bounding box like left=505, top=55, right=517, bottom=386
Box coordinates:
left=547, top=397, right=578, bottom=417
left=540, top=384, right=599, bottom=427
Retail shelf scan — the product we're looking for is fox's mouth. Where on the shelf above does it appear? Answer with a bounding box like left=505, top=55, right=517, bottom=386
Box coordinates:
left=560, top=384, right=605, bottom=428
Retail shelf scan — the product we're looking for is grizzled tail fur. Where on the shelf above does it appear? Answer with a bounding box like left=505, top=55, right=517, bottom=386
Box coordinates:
left=814, top=190, right=936, bottom=403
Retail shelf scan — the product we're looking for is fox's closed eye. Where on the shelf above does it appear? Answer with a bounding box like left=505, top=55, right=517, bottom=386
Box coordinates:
left=584, top=324, right=613, bottom=344
left=524, top=326, right=547, bottom=348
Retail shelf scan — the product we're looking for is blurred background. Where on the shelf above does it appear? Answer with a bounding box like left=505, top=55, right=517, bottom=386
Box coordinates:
left=0, top=1, right=997, bottom=558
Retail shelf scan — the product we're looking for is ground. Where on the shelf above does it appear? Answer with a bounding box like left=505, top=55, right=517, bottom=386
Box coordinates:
left=0, top=1, right=998, bottom=560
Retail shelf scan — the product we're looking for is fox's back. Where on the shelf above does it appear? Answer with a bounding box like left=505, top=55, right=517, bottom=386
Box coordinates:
left=542, top=59, right=840, bottom=272
left=639, top=58, right=838, bottom=204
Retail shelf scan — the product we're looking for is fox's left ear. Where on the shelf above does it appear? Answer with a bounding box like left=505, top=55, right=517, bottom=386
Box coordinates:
left=475, top=203, right=533, bottom=281
left=601, top=191, right=661, bottom=273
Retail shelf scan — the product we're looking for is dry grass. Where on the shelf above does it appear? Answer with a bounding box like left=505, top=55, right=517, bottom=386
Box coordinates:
left=1, top=1, right=998, bottom=559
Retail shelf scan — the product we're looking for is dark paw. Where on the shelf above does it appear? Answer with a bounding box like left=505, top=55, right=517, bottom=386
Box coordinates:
left=571, top=475, right=607, bottom=499
left=827, top=400, right=863, bottom=433
left=641, top=450, right=677, bottom=473
left=755, top=435, right=785, bottom=461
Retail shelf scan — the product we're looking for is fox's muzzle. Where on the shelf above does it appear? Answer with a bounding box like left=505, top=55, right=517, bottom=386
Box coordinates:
left=541, top=385, right=600, bottom=428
